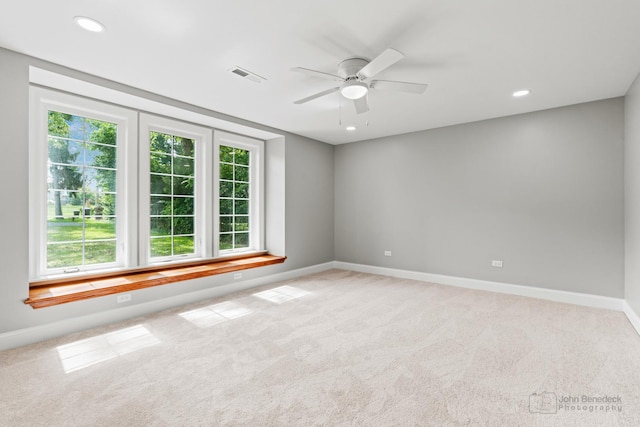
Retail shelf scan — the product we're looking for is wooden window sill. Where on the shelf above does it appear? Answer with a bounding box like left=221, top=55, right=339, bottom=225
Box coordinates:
left=25, top=254, right=286, bottom=309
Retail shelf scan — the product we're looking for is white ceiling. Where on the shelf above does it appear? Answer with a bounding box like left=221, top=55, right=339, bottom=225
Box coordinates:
left=1, top=0, right=640, bottom=144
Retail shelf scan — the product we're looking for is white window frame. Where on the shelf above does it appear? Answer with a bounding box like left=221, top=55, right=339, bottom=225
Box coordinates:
left=213, top=131, right=265, bottom=256
left=29, top=87, right=138, bottom=281
left=29, top=83, right=267, bottom=283
left=139, top=113, right=212, bottom=265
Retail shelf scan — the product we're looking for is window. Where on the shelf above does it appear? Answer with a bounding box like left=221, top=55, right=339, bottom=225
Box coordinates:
left=47, top=112, right=118, bottom=268
left=214, top=132, right=264, bottom=255
left=149, top=131, right=196, bottom=258
left=30, top=88, right=265, bottom=282
left=218, top=145, right=251, bottom=250
left=30, top=87, right=137, bottom=279
left=139, top=114, right=211, bottom=264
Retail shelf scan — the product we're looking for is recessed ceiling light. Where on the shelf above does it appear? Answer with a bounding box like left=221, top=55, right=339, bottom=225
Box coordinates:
left=74, top=16, right=105, bottom=33
left=346, top=126, right=357, bottom=131
left=513, top=89, right=531, bottom=97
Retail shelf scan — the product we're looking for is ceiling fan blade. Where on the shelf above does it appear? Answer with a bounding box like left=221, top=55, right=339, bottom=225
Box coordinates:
left=294, top=87, right=341, bottom=104
left=291, top=67, right=344, bottom=82
left=370, top=80, right=428, bottom=94
left=354, top=96, right=369, bottom=114
left=357, top=48, right=405, bottom=80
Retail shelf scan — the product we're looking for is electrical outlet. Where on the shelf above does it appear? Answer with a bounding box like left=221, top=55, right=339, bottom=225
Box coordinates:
left=234, top=272, right=242, bottom=280
left=492, top=260, right=503, bottom=268
left=384, top=251, right=392, bottom=257
left=117, top=293, right=131, bottom=304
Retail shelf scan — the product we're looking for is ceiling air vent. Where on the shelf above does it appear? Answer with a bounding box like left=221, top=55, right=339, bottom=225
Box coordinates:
left=229, top=66, right=266, bottom=84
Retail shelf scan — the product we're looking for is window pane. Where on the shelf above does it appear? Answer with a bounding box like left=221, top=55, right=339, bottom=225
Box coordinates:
left=234, top=233, right=249, bottom=248
left=220, top=163, right=233, bottom=180
left=48, top=138, right=83, bottom=166
left=48, top=111, right=72, bottom=138
left=150, top=152, right=171, bottom=174
left=174, top=137, right=194, bottom=157
left=47, top=220, right=83, bottom=242
left=220, top=216, right=233, bottom=232
left=173, top=197, right=194, bottom=216
left=46, top=111, right=119, bottom=271
left=234, top=200, right=248, bottom=215
left=234, top=216, right=249, bottom=231
left=100, top=193, right=117, bottom=216
left=48, top=165, right=83, bottom=191
left=151, top=196, right=171, bottom=215
left=234, top=183, right=249, bottom=199
left=87, top=143, right=116, bottom=169
left=87, top=120, right=117, bottom=146
left=85, top=219, right=116, bottom=240
left=174, top=157, right=194, bottom=176
left=219, top=233, right=232, bottom=250
left=150, top=132, right=172, bottom=153
left=47, top=190, right=83, bottom=219
left=235, top=165, right=249, bottom=182
left=85, top=167, right=116, bottom=193
left=84, top=241, right=117, bottom=265
left=220, top=181, right=233, bottom=197
left=235, top=149, right=250, bottom=166
left=47, top=242, right=83, bottom=269
left=220, top=145, right=233, bottom=163
left=174, top=177, right=194, bottom=196
left=150, top=217, right=171, bottom=236
left=220, top=199, right=233, bottom=215
left=151, top=174, right=172, bottom=194
left=173, top=236, right=194, bottom=255
left=173, top=217, right=194, bottom=235
left=150, top=237, right=172, bottom=257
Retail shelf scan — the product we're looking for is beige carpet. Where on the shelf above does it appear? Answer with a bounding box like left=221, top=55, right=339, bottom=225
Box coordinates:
left=1, top=269, right=639, bottom=426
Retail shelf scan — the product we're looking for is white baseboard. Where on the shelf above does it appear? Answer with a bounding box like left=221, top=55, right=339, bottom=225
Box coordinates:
left=334, top=261, right=625, bottom=311
left=0, top=261, right=336, bottom=352
left=623, top=301, right=640, bottom=336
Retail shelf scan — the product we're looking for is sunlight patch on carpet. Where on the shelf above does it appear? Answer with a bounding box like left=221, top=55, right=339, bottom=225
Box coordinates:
left=56, top=325, right=160, bottom=373
left=179, top=301, right=252, bottom=328
left=253, top=285, right=311, bottom=304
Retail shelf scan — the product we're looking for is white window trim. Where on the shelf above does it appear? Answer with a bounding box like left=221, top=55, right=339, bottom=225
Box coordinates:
left=29, top=86, right=138, bottom=281
left=213, top=131, right=265, bottom=256
left=29, top=83, right=270, bottom=282
left=138, top=113, right=212, bottom=265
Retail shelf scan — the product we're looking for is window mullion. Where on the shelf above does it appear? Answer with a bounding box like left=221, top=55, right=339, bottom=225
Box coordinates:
left=123, top=111, right=139, bottom=269
left=202, top=130, right=214, bottom=259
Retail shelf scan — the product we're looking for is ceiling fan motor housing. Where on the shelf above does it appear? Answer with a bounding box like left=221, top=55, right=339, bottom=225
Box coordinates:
left=337, top=58, right=369, bottom=80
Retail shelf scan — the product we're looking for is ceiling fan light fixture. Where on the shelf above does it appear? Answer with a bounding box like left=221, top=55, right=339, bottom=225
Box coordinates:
left=340, top=81, right=368, bottom=100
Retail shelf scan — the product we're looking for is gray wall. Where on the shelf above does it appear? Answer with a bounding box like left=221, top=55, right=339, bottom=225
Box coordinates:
left=335, top=99, right=624, bottom=297
left=625, top=72, right=640, bottom=313
left=0, top=47, right=334, bottom=335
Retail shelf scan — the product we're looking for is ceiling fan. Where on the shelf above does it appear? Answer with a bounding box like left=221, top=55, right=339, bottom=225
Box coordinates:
left=292, top=48, right=428, bottom=114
